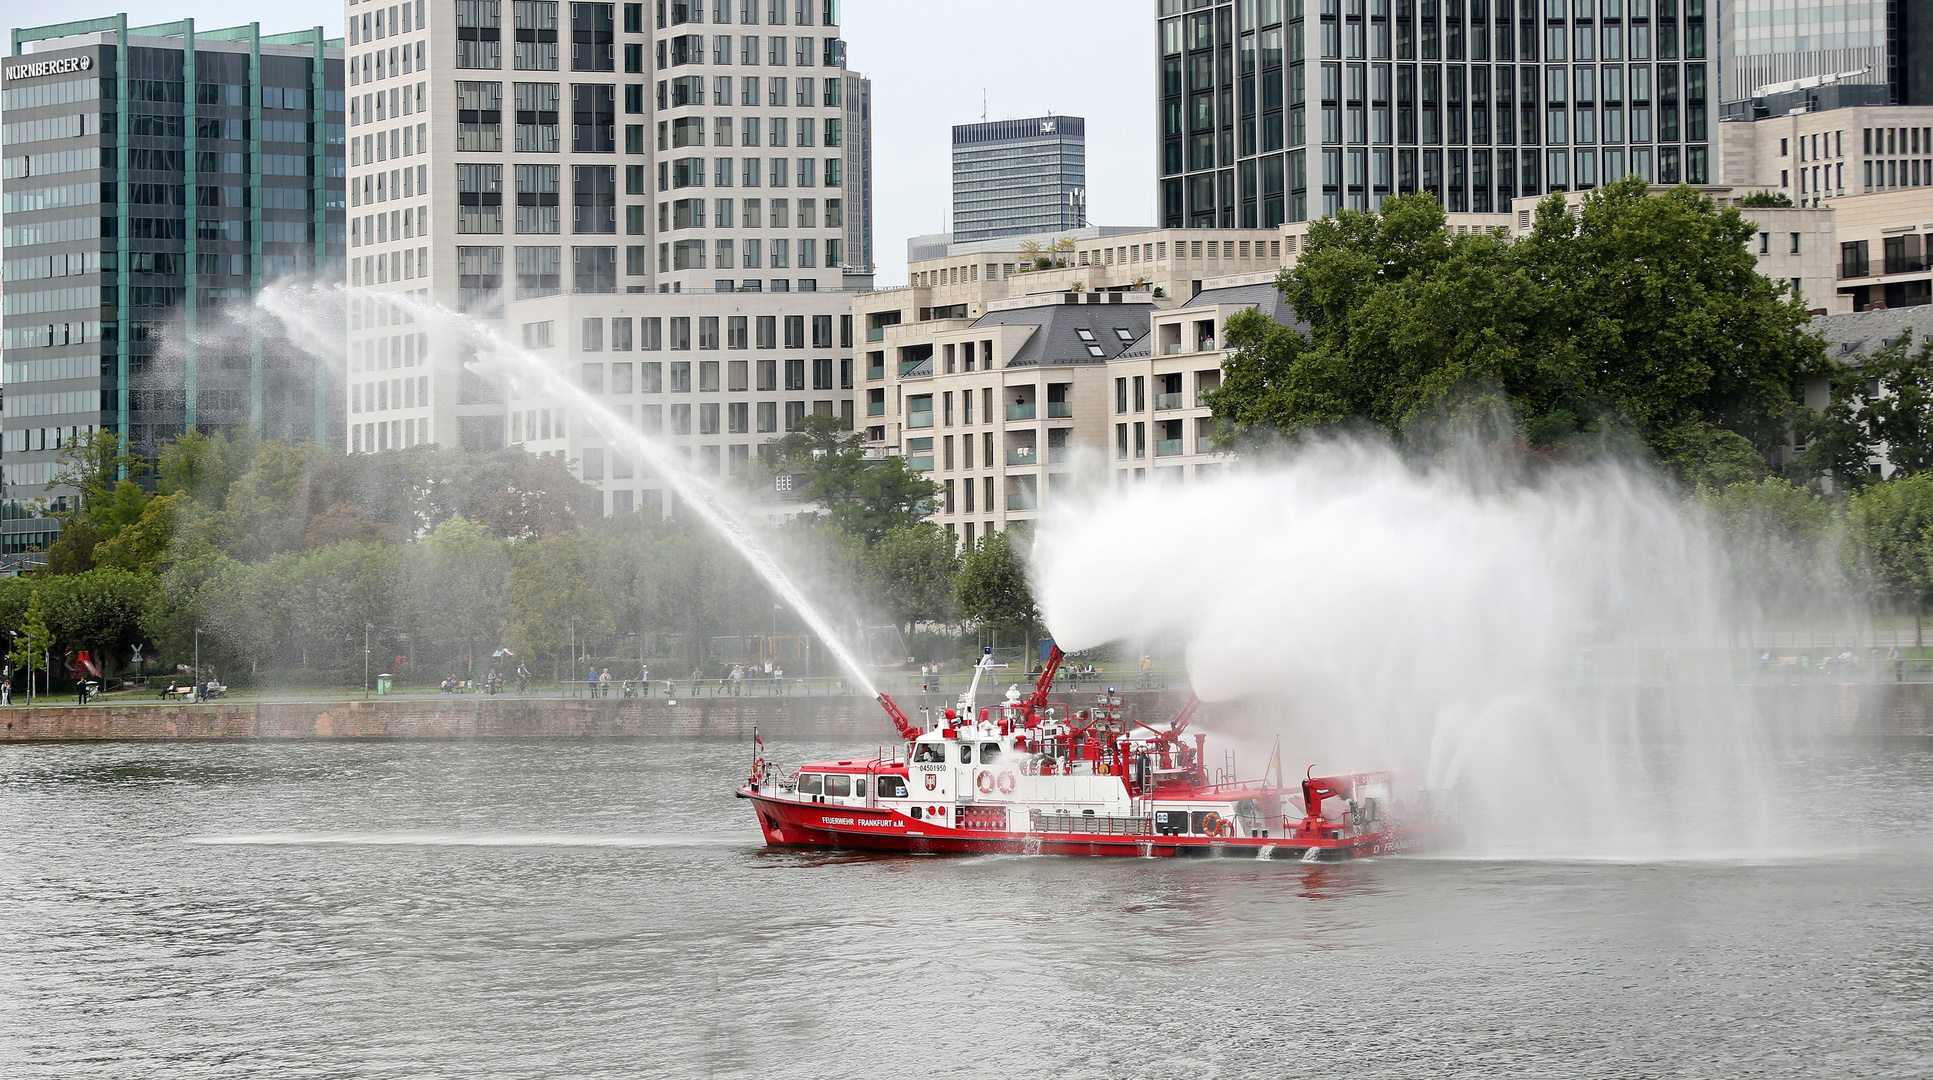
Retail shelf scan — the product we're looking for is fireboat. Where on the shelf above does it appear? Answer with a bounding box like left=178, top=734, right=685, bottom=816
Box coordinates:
left=736, top=647, right=1461, bottom=859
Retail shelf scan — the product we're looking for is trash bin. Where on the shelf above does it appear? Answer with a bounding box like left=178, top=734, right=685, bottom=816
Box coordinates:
left=376, top=673, right=393, bottom=695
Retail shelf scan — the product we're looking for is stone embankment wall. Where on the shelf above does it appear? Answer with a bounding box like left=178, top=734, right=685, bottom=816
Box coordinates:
left=0, top=689, right=1201, bottom=743
left=1, top=684, right=1929, bottom=742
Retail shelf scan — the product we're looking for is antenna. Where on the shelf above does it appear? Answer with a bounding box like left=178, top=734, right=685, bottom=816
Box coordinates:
left=981, top=88, right=987, bottom=122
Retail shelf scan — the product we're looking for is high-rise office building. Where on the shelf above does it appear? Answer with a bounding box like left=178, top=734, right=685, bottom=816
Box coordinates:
left=1157, top=0, right=1718, bottom=226
left=2, top=15, right=346, bottom=557
left=1718, top=0, right=1933, bottom=109
left=950, top=114, right=1087, bottom=242
left=343, top=0, right=872, bottom=516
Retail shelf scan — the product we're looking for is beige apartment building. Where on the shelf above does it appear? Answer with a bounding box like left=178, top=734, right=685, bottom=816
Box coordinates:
left=341, top=0, right=873, bottom=515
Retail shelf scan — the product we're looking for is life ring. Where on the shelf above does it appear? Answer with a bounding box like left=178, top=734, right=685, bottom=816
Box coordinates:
left=1095, top=762, right=1109, bottom=776
left=1217, top=819, right=1236, bottom=838
left=975, top=770, right=995, bottom=794
left=996, top=771, right=1017, bottom=794
left=1199, top=812, right=1222, bottom=836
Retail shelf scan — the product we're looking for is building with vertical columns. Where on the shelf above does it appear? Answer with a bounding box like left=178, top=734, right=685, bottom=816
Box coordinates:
left=342, top=0, right=871, bottom=516
left=2, top=15, right=346, bottom=559
left=1156, top=0, right=1719, bottom=228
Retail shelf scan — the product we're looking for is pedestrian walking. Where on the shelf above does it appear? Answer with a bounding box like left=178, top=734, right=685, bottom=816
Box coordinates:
left=599, top=668, right=612, bottom=697
left=639, top=663, right=650, bottom=697
left=691, top=667, right=704, bottom=696
left=731, top=664, right=745, bottom=696
left=1891, top=646, right=1905, bottom=682
left=586, top=667, right=598, bottom=697
left=773, top=664, right=784, bottom=695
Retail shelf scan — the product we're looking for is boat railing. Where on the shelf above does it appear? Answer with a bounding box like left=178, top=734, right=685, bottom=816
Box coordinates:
left=1031, top=810, right=1151, bottom=836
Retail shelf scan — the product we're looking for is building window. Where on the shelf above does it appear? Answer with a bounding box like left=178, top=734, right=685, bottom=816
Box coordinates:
left=515, top=82, right=561, bottom=150
left=457, top=0, right=503, bottom=69
left=571, top=83, right=615, bottom=151
left=572, top=165, right=616, bottom=232
left=515, top=244, right=562, bottom=297
left=513, top=1, right=560, bottom=69
left=515, top=164, right=561, bottom=233
left=573, top=245, right=618, bottom=291
left=457, top=164, right=504, bottom=233
left=456, top=82, right=504, bottom=150
left=570, top=1, right=615, bottom=70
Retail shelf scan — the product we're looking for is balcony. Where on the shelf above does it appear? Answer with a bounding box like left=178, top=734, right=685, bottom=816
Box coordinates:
left=867, top=364, right=884, bottom=380
left=1196, top=436, right=1219, bottom=454
left=907, top=412, right=934, bottom=428
left=907, top=455, right=934, bottom=471
left=866, top=401, right=884, bottom=416
left=1006, top=402, right=1036, bottom=420
left=1154, top=392, right=1185, bottom=410
left=1154, top=438, right=1184, bottom=457
left=1047, top=401, right=1072, bottom=418
left=1006, top=492, right=1038, bottom=511
left=899, top=361, right=930, bottom=377
left=1048, top=446, right=1069, bottom=464
left=1006, top=446, right=1038, bottom=466
left=866, top=327, right=885, bottom=342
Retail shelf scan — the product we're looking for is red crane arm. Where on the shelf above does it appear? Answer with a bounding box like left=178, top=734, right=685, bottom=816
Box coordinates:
left=1023, top=645, right=1065, bottom=715
left=876, top=693, right=921, bottom=741
left=1167, top=694, right=1201, bottom=739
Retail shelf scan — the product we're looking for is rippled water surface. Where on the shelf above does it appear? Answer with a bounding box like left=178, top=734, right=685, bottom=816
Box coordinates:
left=3, top=738, right=1932, bottom=1079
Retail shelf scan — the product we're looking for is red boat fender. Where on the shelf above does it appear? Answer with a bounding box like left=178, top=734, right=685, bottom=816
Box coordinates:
left=976, top=770, right=995, bottom=794
left=996, top=771, right=1017, bottom=794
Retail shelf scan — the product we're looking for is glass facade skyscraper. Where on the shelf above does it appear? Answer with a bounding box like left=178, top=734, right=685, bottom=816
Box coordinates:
left=2, top=15, right=346, bottom=556
left=1157, top=0, right=1716, bottom=226
left=951, top=114, right=1087, bottom=242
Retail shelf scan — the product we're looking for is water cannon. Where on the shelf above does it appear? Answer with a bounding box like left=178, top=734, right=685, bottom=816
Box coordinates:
left=876, top=692, right=921, bottom=741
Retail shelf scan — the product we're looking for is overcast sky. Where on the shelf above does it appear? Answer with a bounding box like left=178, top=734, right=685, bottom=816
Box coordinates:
left=6, top=0, right=1156, bottom=285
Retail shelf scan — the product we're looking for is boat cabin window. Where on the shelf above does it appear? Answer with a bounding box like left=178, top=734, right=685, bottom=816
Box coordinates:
left=853, top=777, right=867, bottom=798
left=958, top=743, right=973, bottom=764
left=912, top=743, right=947, bottom=763
left=798, top=774, right=823, bottom=795
left=979, top=743, right=1001, bottom=764
left=826, top=774, right=851, bottom=798
left=877, top=775, right=909, bottom=798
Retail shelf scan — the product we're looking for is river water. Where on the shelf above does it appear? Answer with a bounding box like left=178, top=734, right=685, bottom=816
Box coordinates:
left=2, top=737, right=1930, bottom=1079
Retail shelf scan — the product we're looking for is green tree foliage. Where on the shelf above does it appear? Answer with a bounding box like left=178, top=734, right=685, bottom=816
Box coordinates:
left=1696, top=478, right=1843, bottom=616
left=865, top=525, right=961, bottom=637
left=1206, top=182, right=1824, bottom=484
left=9, top=591, right=51, bottom=685
left=1842, top=473, right=1933, bottom=616
left=762, top=414, right=941, bottom=543
left=955, top=531, right=1038, bottom=638
left=1734, top=191, right=1796, bottom=208
left=406, top=517, right=509, bottom=678
left=1794, top=331, right=1933, bottom=490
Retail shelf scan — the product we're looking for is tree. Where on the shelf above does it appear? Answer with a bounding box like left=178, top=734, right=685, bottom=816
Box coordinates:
left=863, top=525, right=960, bottom=637
left=1793, top=331, right=1933, bottom=490
left=506, top=532, right=611, bottom=676
left=765, top=414, right=940, bottom=543
left=954, top=531, right=1038, bottom=640
left=38, top=568, right=157, bottom=677
left=1842, top=473, right=1933, bottom=628
left=1735, top=191, right=1796, bottom=208
left=10, top=591, right=51, bottom=694
left=406, top=516, right=508, bottom=679
left=1207, top=183, right=1826, bottom=482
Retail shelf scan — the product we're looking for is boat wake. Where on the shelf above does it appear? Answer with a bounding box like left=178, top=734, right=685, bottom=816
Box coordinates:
left=184, top=831, right=742, bottom=848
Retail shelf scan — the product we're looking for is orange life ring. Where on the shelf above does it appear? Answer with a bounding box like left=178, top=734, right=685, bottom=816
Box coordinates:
left=1199, top=812, right=1222, bottom=836
left=1096, top=762, right=1109, bottom=775
left=975, top=769, right=995, bottom=794
left=1217, top=819, right=1236, bottom=838
left=996, top=771, right=1017, bottom=794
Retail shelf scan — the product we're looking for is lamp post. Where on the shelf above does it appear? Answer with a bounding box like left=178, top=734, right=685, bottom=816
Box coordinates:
left=193, top=628, right=201, bottom=701
left=364, top=623, right=373, bottom=699
left=569, top=615, right=577, bottom=696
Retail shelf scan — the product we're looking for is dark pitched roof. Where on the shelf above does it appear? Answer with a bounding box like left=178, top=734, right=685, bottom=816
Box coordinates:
left=1180, top=281, right=1307, bottom=332
left=968, top=298, right=1156, bottom=368
left=1811, top=307, right=1933, bottom=361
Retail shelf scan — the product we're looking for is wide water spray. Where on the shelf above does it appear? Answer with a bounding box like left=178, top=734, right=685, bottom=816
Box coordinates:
left=1034, top=440, right=1810, bottom=859
left=259, top=284, right=879, bottom=699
